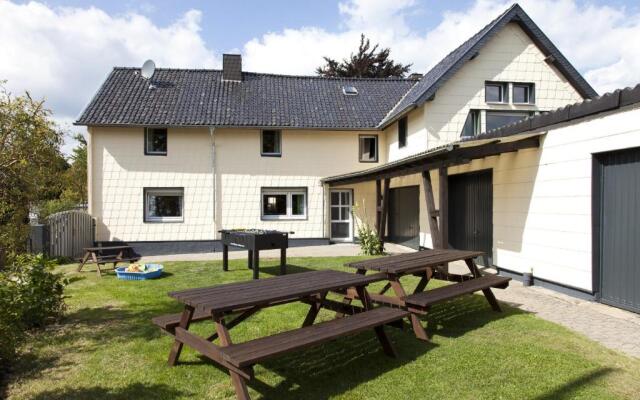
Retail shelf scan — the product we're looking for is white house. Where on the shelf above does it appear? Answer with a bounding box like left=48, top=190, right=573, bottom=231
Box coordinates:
left=76, top=4, right=640, bottom=312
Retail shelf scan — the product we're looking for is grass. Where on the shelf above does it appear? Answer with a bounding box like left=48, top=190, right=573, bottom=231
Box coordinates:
left=4, top=256, right=640, bottom=399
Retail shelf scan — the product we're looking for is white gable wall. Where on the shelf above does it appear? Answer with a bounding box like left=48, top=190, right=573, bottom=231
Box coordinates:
left=384, top=22, right=584, bottom=162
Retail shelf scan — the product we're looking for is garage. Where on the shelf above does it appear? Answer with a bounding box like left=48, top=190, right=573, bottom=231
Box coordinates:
left=388, top=186, right=420, bottom=249
left=448, top=170, right=493, bottom=266
left=594, top=148, right=640, bottom=313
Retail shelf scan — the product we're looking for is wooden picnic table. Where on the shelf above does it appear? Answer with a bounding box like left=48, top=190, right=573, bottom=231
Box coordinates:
left=77, top=245, right=139, bottom=277
left=345, top=248, right=511, bottom=341
left=153, top=270, right=409, bottom=400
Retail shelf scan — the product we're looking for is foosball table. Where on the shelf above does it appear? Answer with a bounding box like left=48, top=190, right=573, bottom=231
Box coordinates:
left=219, top=229, right=290, bottom=279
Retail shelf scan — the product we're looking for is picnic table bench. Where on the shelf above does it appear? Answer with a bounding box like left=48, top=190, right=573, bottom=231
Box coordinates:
left=77, top=245, right=139, bottom=276
left=153, top=270, right=409, bottom=400
left=345, top=249, right=511, bottom=341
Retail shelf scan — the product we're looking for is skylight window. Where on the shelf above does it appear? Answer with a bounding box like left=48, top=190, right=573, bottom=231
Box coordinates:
left=342, top=86, right=358, bottom=95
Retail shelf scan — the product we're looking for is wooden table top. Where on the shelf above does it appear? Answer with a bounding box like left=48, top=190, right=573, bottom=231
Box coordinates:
left=169, top=270, right=385, bottom=314
left=84, top=245, right=132, bottom=251
left=346, top=249, right=484, bottom=274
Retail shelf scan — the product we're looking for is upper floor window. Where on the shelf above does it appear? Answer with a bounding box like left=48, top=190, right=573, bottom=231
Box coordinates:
left=359, top=135, right=378, bottom=163
left=145, top=127, right=167, bottom=155
left=398, top=117, right=407, bottom=148
left=461, top=110, right=481, bottom=137
left=144, top=188, right=183, bottom=222
left=513, top=83, right=535, bottom=104
left=261, top=130, right=281, bottom=157
left=485, top=82, right=508, bottom=103
left=486, top=111, right=532, bottom=132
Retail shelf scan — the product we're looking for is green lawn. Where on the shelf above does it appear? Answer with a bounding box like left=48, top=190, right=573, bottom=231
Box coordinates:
left=5, top=257, right=640, bottom=400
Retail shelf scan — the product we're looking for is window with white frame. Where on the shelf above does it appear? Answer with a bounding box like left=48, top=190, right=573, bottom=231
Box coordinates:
left=261, top=188, right=307, bottom=220
left=485, top=82, right=508, bottom=103
left=513, top=83, right=535, bottom=104
left=359, top=135, right=378, bottom=162
left=144, top=188, right=184, bottom=222
left=145, top=127, right=167, bottom=155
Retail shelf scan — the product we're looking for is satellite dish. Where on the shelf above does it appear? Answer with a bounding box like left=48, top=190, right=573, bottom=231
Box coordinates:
left=141, top=59, right=156, bottom=80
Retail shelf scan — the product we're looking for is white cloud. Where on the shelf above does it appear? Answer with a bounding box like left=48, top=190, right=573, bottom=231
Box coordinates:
left=2, top=0, right=640, bottom=157
left=243, top=0, right=640, bottom=94
left=0, top=0, right=218, bottom=153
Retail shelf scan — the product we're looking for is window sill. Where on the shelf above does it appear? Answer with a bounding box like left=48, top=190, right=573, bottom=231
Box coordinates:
left=485, top=101, right=508, bottom=105
left=144, top=152, right=168, bottom=156
left=144, top=219, right=184, bottom=223
left=261, top=216, right=307, bottom=221
left=261, top=153, right=282, bottom=157
left=359, top=159, right=378, bottom=163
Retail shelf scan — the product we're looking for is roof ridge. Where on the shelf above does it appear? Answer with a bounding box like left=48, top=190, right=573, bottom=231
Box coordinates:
left=112, top=66, right=418, bottom=81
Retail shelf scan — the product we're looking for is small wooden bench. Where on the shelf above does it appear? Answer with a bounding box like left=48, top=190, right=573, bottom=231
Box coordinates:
left=404, top=274, right=511, bottom=312
left=220, top=307, right=410, bottom=368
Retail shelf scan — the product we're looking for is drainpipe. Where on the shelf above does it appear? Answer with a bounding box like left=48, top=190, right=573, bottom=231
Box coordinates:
left=209, top=127, right=217, bottom=238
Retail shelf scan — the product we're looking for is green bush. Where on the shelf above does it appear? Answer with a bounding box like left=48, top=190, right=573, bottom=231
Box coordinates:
left=0, top=254, right=67, bottom=371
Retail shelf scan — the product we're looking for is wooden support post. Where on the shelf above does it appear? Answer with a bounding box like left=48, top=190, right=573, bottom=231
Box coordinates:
left=379, top=178, right=390, bottom=244
left=375, top=179, right=382, bottom=234
left=168, top=306, right=194, bottom=366
left=214, top=314, right=251, bottom=400
left=252, top=250, right=259, bottom=280
left=438, top=167, right=449, bottom=249
left=280, top=247, right=287, bottom=275
left=421, top=170, right=441, bottom=249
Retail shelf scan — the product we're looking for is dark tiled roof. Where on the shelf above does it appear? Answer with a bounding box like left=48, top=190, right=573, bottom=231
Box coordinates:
left=470, top=83, right=640, bottom=140
left=377, top=3, right=598, bottom=128
left=75, top=68, right=417, bottom=129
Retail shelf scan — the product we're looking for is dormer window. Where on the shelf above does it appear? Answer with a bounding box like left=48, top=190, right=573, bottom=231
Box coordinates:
left=342, top=86, right=358, bottom=95
left=485, top=82, right=508, bottom=103
left=513, top=83, right=535, bottom=104
left=145, top=127, right=167, bottom=155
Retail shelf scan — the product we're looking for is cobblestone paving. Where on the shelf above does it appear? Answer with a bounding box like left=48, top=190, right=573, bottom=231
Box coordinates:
left=493, top=281, right=640, bottom=358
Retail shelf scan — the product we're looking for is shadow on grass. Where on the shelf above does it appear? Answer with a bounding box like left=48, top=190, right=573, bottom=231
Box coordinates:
left=30, top=383, right=186, bottom=400
left=421, top=291, right=526, bottom=339
left=260, top=263, right=317, bottom=276
left=533, top=368, right=616, bottom=400
left=246, top=329, right=431, bottom=399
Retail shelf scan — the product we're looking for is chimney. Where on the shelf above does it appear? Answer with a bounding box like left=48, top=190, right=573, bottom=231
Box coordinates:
left=223, top=54, right=242, bottom=81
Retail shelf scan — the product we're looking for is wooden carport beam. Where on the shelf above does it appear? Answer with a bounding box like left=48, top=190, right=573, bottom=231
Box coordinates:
left=379, top=178, right=390, bottom=243
left=421, top=171, right=441, bottom=248
left=376, top=179, right=382, bottom=234
left=438, top=167, right=449, bottom=249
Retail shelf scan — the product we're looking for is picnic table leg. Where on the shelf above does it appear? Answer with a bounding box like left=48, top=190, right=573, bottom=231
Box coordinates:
left=356, top=286, right=396, bottom=357
left=389, top=277, right=429, bottom=342
left=223, top=244, right=229, bottom=271
left=78, top=252, right=90, bottom=272
left=91, top=251, right=102, bottom=277
left=252, top=250, right=259, bottom=280
left=247, top=250, right=253, bottom=270
left=413, top=269, right=433, bottom=294
left=464, top=259, right=502, bottom=312
left=168, top=306, right=194, bottom=366
left=336, top=268, right=366, bottom=318
left=214, top=314, right=251, bottom=400
left=280, top=248, right=286, bottom=275
left=302, top=292, right=327, bottom=327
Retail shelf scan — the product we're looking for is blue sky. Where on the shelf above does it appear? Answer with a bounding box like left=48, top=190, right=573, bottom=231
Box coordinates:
left=2, top=0, right=640, bottom=154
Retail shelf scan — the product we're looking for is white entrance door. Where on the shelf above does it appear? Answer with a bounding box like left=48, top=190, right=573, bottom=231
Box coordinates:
left=330, top=190, right=353, bottom=242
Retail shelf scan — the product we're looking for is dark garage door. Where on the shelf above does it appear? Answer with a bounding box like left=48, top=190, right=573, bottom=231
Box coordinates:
left=388, top=186, right=420, bottom=249
left=595, top=148, right=640, bottom=313
left=448, top=170, right=493, bottom=266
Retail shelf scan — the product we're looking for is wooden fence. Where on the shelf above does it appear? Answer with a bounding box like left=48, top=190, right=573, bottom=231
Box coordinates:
left=45, top=210, right=95, bottom=258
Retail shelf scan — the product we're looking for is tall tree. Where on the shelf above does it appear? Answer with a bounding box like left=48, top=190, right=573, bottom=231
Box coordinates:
left=0, top=83, right=66, bottom=255
left=316, top=34, right=411, bottom=78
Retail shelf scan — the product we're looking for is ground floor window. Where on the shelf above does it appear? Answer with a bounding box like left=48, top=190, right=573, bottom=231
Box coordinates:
left=144, top=188, right=184, bottom=222
left=261, top=188, right=307, bottom=220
